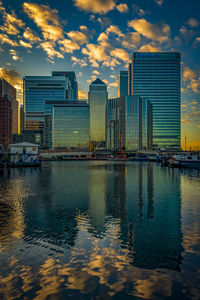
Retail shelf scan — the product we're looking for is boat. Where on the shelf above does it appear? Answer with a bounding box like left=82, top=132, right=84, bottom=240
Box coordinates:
left=169, top=152, right=200, bottom=169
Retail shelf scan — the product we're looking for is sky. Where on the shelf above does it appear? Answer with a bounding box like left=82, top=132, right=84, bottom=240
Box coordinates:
left=0, top=0, right=200, bottom=149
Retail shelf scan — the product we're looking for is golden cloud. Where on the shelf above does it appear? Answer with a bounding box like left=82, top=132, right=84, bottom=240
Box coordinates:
left=0, top=33, right=18, bottom=46
left=109, top=81, right=118, bottom=87
left=139, top=43, right=162, bottom=52
left=110, top=48, right=129, bottom=62
left=0, top=68, right=23, bottom=103
left=154, top=0, right=163, bottom=5
left=183, top=67, right=200, bottom=93
left=40, top=42, right=64, bottom=59
left=9, top=49, right=20, bottom=61
left=92, top=70, right=100, bottom=75
left=23, top=27, right=41, bottom=43
left=19, top=40, right=32, bottom=48
left=116, top=3, right=129, bottom=13
left=0, top=5, right=24, bottom=35
left=128, top=18, right=170, bottom=42
left=102, top=58, right=120, bottom=69
left=187, top=18, right=199, bottom=27
left=82, top=44, right=109, bottom=67
left=67, top=31, right=88, bottom=45
left=73, top=0, right=116, bottom=14
left=23, top=2, right=64, bottom=41
left=59, top=39, right=80, bottom=53
left=71, top=56, right=87, bottom=67
left=122, top=32, right=141, bottom=49
left=78, top=90, right=88, bottom=100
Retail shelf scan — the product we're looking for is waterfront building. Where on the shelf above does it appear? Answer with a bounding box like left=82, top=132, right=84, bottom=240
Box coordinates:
left=88, top=78, right=108, bottom=148
left=53, top=101, right=89, bottom=149
left=118, top=71, right=128, bottom=97
left=24, top=73, right=77, bottom=147
left=13, top=130, right=42, bottom=145
left=0, top=79, right=18, bottom=148
left=129, top=52, right=181, bottom=149
left=20, top=105, right=24, bottom=133
left=107, top=96, right=152, bottom=152
left=52, top=71, right=78, bottom=99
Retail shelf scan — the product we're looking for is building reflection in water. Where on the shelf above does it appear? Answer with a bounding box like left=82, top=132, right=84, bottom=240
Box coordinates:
left=0, top=162, right=189, bottom=299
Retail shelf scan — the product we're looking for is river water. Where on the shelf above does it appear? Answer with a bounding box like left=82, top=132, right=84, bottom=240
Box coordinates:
left=0, top=161, right=200, bottom=299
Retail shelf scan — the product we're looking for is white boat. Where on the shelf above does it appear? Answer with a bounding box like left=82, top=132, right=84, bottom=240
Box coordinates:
left=169, top=152, right=200, bottom=169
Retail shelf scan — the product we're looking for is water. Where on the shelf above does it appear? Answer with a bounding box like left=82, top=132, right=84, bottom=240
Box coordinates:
left=0, top=161, right=200, bottom=299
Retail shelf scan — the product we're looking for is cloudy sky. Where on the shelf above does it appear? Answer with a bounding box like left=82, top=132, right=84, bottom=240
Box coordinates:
left=0, top=0, right=200, bottom=148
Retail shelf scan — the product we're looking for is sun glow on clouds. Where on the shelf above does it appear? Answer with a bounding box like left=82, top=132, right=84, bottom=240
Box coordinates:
left=0, top=68, right=23, bottom=103
left=73, top=0, right=116, bottom=14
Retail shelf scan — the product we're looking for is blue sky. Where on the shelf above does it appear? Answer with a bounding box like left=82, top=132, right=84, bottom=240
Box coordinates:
left=0, top=0, right=200, bottom=147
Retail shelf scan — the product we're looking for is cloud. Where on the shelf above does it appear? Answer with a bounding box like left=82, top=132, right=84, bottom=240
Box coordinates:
left=183, top=66, right=200, bottom=93
left=92, top=70, right=100, bottom=75
left=116, top=3, right=129, bottom=13
left=71, top=56, right=87, bottom=67
left=154, top=0, right=163, bottom=6
left=122, top=32, right=141, bottom=49
left=78, top=90, right=88, bottom=100
left=82, top=44, right=109, bottom=67
left=67, top=31, right=88, bottom=45
left=23, top=2, right=64, bottom=41
left=0, top=5, right=24, bottom=35
left=109, top=81, right=118, bottom=87
left=128, top=18, right=170, bottom=42
left=187, top=18, right=199, bottom=27
left=40, top=42, right=64, bottom=59
left=110, top=48, right=129, bottom=62
left=139, top=43, right=162, bottom=52
left=23, top=27, right=41, bottom=43
left=0, top=67, right=23, bottom=103
left=19, top=40, right=32, bottom=48
left=59, top=39, right=80, bottom=53
left=0, top=33, right=18, bottom=46
left=132, top=4, right=146, bottom=17
left=73, top=0, right=116, bottom=14
left=110, top=75, right=115, bottom=79
left=193, top=37, right=200, bottom=46
left=180, top=26, right=195, bottom=43
left=9, top=49, right=20, bottom=61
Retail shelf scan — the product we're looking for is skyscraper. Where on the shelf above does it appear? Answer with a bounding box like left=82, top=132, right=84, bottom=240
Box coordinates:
left=107, top=96, right=152, bottom=152
left=52, top=71, right=78, bottom=99
left=53, top=101, right=89, bottom=149
left=129, top=52, right=181, bottom=149
left=118, top=71, right=128, bottom=97
left=0, top=79, right=18, bottom=148
left=88, top=78, right=108, bottom=148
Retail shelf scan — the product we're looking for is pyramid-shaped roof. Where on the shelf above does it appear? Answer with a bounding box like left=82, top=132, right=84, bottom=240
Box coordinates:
left=91, top=78, right=106, bottom=85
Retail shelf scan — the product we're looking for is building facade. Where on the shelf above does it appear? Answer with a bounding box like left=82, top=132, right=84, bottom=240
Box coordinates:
left=129, top=52, right=181, bottom=149
left=0, top=79, right=18, bottom=148
left=88, top=78, right=108, bottom=148
left=118, top=71, right=128, bottom=97
left=53, top=102, right=89, bottom=149
left=107, top=96, right=152, bottom=152
left=52, top=71, right=78, bottom=100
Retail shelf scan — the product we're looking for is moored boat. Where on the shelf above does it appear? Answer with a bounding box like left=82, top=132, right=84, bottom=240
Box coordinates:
left=169, top=152, right=200, bottom=169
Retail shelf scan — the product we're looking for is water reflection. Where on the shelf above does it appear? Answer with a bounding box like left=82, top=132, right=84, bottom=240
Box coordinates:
left=0, top=162, right=200, bottom=299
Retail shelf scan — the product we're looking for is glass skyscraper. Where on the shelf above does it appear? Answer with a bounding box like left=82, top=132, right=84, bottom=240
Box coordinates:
left=88, top=78, right=108, bottom=148
left=53, top=102, right=89, bottom=149
left=130, top=52, right=181, bottom=149
left=117, top=71, right=128, bottom=97
left=52, top=71, right=78, bottom=100
left=107, top=96, right=152, bottom=151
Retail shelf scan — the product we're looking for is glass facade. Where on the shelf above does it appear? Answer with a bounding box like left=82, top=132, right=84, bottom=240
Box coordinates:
left=130, top=52, right=181, bottom=149
left=89, top=78, right=108, bottom=148
left=107, top=96, right=152, bottom=151
left=53, top=103, right=89, bottom=149
left=118, top=71, right=128, bottom=97
left=52, top=71, right=78, bottom=100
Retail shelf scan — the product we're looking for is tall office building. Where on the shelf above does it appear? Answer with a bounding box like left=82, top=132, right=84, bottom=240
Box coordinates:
left=53, top=101, right=89, bottom=149
left=118, top=71, right=128, bottom=97
left=88, top=78, right=108, bottom=148
left=52, top=71, right=78, bottom=99
left=20, top=105, right=24, bottom=133
left=0, top=79, right=18, bottom=148
left=107, top=96, right=152, bottom=151
left=24, top=73, right=77, bottom=146
left=129, top=52, right=181, bottom=149
left=128, top=63, right=132, bottom=95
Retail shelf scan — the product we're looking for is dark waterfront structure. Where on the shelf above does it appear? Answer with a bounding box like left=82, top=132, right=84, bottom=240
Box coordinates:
left=0, top=79, right=18, bottom=149
left=118, top=71, right=128, bottom=97
left=12, top=130, right=42, bottom=145
left=107, top=96, right=152, bottom=151
left=89, top=78, right=108, bottom=149
left=129, top=52, right=181, bottom=149
left=53, top=101, right=89, bottom=149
